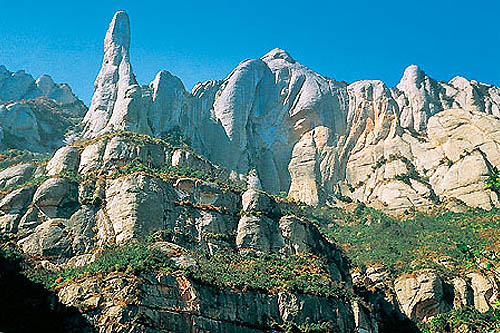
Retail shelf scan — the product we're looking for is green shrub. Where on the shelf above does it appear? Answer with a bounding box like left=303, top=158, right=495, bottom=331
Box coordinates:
left=419, top=306, right=500, bottom=333
left=187, top=250, right=355, bottom=300
left=320, top=205, right=500, bottom=274
left=160, top=127, right=191, bottom=148
left=487, top=166, right=500, bottom=194
left=35, top=243, right=179, bottom=288
left=273, top=320, right=337, bottom=333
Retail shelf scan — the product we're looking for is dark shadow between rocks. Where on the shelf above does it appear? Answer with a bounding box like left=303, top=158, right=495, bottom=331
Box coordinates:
left=355, top=286, right=421, bottom=333
left=0, top=250, right=93, bottom=332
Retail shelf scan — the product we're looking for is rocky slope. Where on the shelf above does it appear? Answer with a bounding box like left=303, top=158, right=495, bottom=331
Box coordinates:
left=0, top=132, right=377, bottom=332
left=1, top=133, right=498, bottom=332
left=0, top=65, right=87, bottom=152
left=1, top=9, right=500, bottom=333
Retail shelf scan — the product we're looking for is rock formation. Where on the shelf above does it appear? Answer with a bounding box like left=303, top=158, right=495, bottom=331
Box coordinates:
left=82, top=10, right=151, bottom=137
left=1, top=9, right=500, bottom=333
left=80, top=11, right=500, bottom=214
left=0, top=65, right=86, bottom=152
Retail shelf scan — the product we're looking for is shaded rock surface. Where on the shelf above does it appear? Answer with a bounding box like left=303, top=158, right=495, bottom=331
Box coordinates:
left=353, top=264, right=500, bottom=331
left=0, top=65, right=87, bottom=152
left=57, top=272, right=357, bottom=333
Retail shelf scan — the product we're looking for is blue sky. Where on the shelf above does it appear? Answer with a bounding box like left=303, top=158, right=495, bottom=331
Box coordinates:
left=1, top=0, right=499, bottom=105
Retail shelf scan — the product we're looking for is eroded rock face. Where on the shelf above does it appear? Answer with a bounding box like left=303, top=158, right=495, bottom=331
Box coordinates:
left=46, top=146, right=80, bottom=176
left=82, top=11, right=151, bottom=138
left=56, top=272, right=357, bottom=333
left=353, top=265, right=500, bottom=328
left=77, top=11, right=500, bottom=213
left=100, top=175, right=170, bottom=244
left=0, top=163, right=36, bottom=190
left=467, top=272, right=499, bottom=313
left=394, top=270, right=451, bottom=322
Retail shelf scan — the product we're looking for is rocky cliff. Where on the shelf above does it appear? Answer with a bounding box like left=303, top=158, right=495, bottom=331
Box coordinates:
left=81, top=11, right=500, bottom=214
left=1, top=9, right=500, bottom=333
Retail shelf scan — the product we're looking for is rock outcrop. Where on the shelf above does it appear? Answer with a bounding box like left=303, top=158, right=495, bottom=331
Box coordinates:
left=2, top=9, right=500, bottom=333
left=79, top=11, right=500, bottom=214
left=82, top=10, right=151, bottom=138
left=0, top=65, right=87, bottom=152
left=57, top=272, right=358, bottom=333
left=0, top=132, right=377, bottom=332
left=352, top=263, right=500, bottom=332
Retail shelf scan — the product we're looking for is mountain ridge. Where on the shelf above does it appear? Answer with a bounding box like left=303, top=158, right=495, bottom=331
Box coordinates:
left=77, top=10, right=500, bottom=214
left=1, top=10, right=500, bottom=333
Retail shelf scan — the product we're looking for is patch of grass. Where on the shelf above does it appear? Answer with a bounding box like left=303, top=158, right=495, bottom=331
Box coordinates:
left=26, top=241, right=356, bottom=302
left=187, top=250, right=356, bottom=301
left=320, top=204, right=500, bottom=274
left=0, top=149, right=48, bottom=171
left=33, top=243, right=180, bottom=289
left=272, top=320, right=337, bottom=333
left=419, top=306, right=500, bottom=333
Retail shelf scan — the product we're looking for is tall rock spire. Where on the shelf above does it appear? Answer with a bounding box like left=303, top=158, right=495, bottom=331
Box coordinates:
left=82, top=10, right=151, bottom=138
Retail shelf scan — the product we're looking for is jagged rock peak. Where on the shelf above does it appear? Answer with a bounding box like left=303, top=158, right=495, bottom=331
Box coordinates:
left=397, top=64, right=426, bottom=89
left=261, top=48, right=295, bottom=63
left=151, top=70, right=185, bottom=89
left=35, top=75, right=55, bottom=95
left=105, top=10, right=131, bottom=55
left=82, top=10, right=141, bottom=138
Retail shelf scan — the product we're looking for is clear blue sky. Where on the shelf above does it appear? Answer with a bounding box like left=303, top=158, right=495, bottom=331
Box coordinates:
left=1, top=0, right=499, bottom=105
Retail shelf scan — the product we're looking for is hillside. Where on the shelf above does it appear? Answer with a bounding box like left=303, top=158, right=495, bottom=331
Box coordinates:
left=0, top=9, right=499, bottom=333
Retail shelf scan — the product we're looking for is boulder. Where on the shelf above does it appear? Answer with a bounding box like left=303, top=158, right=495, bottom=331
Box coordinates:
left=394, top=270, right=451, bottom=322
left=0, top=163, right=36, bottom=189
left=46, top=146, right=80, bottom=176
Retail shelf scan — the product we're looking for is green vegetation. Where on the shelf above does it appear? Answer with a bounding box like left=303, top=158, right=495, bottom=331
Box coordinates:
left=189, top=250, right=354, bottom=300
left=2, top=237, right=354, bottom=331
left=106, top=158, right=246, bottom=192
left=487, top=166, right=500, bottom=194
left=419, top=306, right=500, bottom=333
left=26, top=243, right=180, bottom=289
left=0, top=170, right=79, bottom=197
left=300, top=204, right=500, bottom=275
left=71, top=130, right=169, bottom=150
left=9, top=239, right=353, bottom=301
left=160, top=126, right=191, bottom=149
left=0, top=149, right=48, bottom=171
left=72, top=129, right=191, bottom=154
left=272, top=320, right=336, bottom=333
left=0, top=174, right=49, bottom=196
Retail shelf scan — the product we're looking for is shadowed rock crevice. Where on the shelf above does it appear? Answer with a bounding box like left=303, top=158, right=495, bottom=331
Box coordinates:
left=0, top=251, right=92, bottom=332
